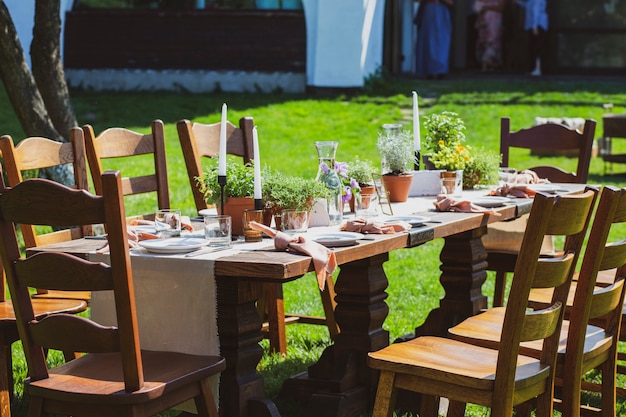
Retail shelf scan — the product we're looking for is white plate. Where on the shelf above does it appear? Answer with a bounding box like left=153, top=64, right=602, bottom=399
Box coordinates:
left=308, top=232, right=365, bottom=247
left=527, top=184, right=561, bottom=193
left=470, top=197, right=511, bottom=208
left=383, top=216, right=431, bottom=226
left=138, top=237, right=209, bottom=254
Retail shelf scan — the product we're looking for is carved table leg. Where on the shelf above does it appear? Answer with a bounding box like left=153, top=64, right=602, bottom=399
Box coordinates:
left=281, top=253, right=390, bottom=417
left=216, top=277, right=280, bottom=417
left=414, top=227, right=489, bottom=337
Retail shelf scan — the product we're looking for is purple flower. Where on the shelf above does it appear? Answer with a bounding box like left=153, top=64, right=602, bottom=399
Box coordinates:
left=349, top=178, right=360, bottom=190
left=319, top=161, right=330, bottom=175
left=342, top=186, right=353, bottom=203
left=335, top=161, right=348, bottom=178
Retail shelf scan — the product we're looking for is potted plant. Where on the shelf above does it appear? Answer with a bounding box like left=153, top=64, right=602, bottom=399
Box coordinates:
left=262, top=169, right=329, bottom=228
left=196, top=160, right=255, bottom=235
left=462, top=148, right=501, bottom=189
left=422, top=111, right=471, bottom=195
left=346, top=157, right=376, bottom=211
left=376, top=130, right=415, bottom=202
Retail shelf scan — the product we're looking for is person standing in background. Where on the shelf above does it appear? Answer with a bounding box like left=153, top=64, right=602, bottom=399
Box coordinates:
left=414, top=0, right=454, bottom=80
left=474, top=0, right=504, bottom=72
left=515, top=0, right=548, bottom=76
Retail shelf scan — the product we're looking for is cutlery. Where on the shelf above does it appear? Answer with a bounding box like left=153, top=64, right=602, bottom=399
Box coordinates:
left=185, top=245, right=231, bottom=257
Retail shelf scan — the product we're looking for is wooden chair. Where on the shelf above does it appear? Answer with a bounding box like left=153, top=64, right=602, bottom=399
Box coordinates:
left=177, top=118, right=338, bottom=355
left=484, top=116, right=597, bottom=307
left=450, top=186, right=625, bottom=417
left=600, top=113, right=626, bottom=174
left=0, top=129, right=92, bottom=302
left=83, top=120, right=170, bottom=218
left=0, top=170, right=225, bottom=417
left=368, top=189, right=596, bottom=417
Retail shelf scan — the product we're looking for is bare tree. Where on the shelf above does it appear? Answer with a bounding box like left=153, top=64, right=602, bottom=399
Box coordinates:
left=0, top=0, right=76, bottom=184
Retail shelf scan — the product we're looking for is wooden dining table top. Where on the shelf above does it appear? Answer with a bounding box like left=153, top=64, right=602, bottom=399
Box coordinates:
left=28, top=185, right=595, bottom=280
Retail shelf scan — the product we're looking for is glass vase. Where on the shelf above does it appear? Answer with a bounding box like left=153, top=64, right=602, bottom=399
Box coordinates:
left=314, top=141, right=343, bottom=225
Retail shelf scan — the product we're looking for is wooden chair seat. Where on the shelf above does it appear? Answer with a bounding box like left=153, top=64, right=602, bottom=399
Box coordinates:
left=449, top=307, right=614, bottom=362
left=369, top=335, right=553, bottom=406
left=28, top=351, right=224, bottom=402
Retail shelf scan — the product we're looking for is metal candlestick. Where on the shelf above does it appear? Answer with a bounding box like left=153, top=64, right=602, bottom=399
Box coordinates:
left=414, top=151, right=421, bottom=171
left=254, top=198, right=263, bottom=211
left=218, top=175, right=226, bottom=215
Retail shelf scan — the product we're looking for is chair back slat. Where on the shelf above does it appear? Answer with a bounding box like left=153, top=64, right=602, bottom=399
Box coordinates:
left=15, top=252, right=114, bottom=291
left=531, top=253, right=575, bottom=289
left=177, top=117, right=255, bottom=213
left=0, top=129, right=92, bottom=248
left=0, top=171, right=144, bottom=391
left=84, top=120, right=170, bottom=212
left=520, top=303, right=563, bottom=342
left=500, top=117, right=596, bottom=184
left=589, top=280, right=625, bottom=320
left=30, top=314, right=120, bottom=353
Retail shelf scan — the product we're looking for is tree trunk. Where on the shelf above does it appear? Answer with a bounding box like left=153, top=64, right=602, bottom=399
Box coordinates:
left=0, top=0, right=60, bottom=141
left=31, top=0, right=77, bottom=139
left=0, top=0, right=74, bottom=186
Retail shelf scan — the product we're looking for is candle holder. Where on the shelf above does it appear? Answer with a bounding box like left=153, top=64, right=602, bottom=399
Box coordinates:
left=218, top=175, right=227, bottom=215
left=254, top=198, right=263, bottom=211
left=414, top=150, right=421, bottom=171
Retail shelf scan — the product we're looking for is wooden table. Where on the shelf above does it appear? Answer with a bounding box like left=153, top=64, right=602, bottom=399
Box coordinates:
left=28, top=186, right=585, bottom=417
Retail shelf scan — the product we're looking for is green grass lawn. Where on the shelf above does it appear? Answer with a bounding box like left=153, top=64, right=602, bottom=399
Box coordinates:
left=2, top=73, right=626, bottom=416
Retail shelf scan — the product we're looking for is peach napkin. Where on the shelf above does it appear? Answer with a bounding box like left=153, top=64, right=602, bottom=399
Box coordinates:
left=340, top=218, right=411, bottom=234
left=130, top=217, right=194, bottom=232
left=433, top=194, right=501, bottom=216
left=489, top=169, right=547, bottom=198
left=249, top=221, right=337, bottom=291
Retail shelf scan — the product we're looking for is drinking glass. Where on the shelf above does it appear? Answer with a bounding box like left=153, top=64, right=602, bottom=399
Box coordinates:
left=204, top=215, right=232, bottom=247
left=281, top=210, right=308, bottom=235
left=242, top=209, right=264, bottom=242
left=155, top=209, right=181, bottom=237
left=355, top=191, right=379, bottom=218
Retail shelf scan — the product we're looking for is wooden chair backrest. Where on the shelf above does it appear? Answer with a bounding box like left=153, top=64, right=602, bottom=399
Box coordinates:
left=0, top=128, right=91, bottom=248
left=602, top=113, right=626, bottom=139
left=500, top=117, right=596, bottom=183
left=177, top=117, right=255, bottom=212
left=83, top=120, right=170, bottom=212
left=0, top=171, right=143, bottom=391
left=495, top=188, right=596, bottom=410
left=559, top=186, right=626, bottom=410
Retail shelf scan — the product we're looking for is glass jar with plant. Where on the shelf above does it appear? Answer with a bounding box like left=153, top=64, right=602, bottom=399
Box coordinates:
left=262, top=169, right=329, bottom=227
left=463, top=148, right=501, bottom=189
left=346, top=157, right=376, bottom=211
left=376, top=130, right=415, bottom=202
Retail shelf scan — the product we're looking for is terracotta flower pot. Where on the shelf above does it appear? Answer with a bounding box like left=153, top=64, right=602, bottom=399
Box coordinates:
left=381, top=174, right=413, bottom=202
left=218, top=197, right=255, bottom=236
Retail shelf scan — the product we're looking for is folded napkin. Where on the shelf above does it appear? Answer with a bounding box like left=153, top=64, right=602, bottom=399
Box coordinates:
left=129, top=217, right=194, bottom=232
left=433, top=194, right=501, bottom=216
left=340, top=218, right=411, bottom=234
left=489, top=184, right=538, bottom=198
left=248, top=221, right=337, bottom=291
left=490, top=169, right=547, bottom=198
